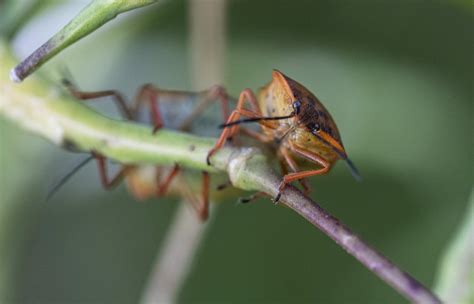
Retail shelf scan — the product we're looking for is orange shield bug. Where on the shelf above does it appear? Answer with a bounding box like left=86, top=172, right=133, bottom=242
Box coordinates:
left=50, top=79, right=230, bottom=221
left=207, top=70, right=360, bottom=201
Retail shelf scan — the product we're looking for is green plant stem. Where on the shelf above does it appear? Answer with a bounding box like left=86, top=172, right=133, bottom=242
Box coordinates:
left=10, top=0, right=158, bottom=82
left=0, top=41, right=441, bottom=304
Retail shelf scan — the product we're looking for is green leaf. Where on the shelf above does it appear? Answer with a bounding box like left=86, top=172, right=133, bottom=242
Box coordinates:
left=10, top=0, right=158, bottom=82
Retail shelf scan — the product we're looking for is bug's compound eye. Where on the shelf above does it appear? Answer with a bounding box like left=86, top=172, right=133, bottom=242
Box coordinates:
left=292, top=99, right=302, bottom=114
left=307, top=122, right=320, bottom=134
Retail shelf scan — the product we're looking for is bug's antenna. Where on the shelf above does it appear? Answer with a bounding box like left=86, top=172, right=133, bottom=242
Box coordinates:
left=219, top=113, right=294, bottom=128
left=314, top=133, right=362, bottom=181
left=331, top=147, right=362, bottom=181
left=342, top=156, right=362, bottom=182
left=331, top=149, right=362, bottom=182
left=46, top=155, right=94, bottom=201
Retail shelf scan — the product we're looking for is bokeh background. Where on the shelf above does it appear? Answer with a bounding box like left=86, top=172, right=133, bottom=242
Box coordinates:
left=0, top=0, right=472, bottom=303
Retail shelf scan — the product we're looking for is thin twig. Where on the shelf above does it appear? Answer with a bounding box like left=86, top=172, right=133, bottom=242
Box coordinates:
left=223, top=150, right=442, bottom=304
left=0, top=41, right=441, bottom=303
left=140, top=203, right=212, bottom=304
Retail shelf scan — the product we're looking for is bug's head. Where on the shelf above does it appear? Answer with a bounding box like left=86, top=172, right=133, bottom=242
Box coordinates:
left=272, top=69, right=362, bottom=181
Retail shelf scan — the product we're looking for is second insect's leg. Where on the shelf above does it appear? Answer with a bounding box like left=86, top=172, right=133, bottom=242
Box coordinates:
left=92, top=152, right=131, bottom=190
left=207, top=89, right=275, bottom=164
left=177, top=85, right=230, bottom=131
left=156, top=164, right=181, bottom=197
left=63, top=79, right=133, bottom=119
left=131, top=84, right=166, bottom=133
left=131, top=84, right=230, bottom=134
left=64, top=80, right=136, bottom=192
left=178, top=171, right=210, bottom=221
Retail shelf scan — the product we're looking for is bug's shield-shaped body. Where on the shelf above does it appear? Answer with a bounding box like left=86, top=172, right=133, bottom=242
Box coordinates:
left=207, top=69, right=360, bottom=200
left=258, top=70, right=346, bottom=168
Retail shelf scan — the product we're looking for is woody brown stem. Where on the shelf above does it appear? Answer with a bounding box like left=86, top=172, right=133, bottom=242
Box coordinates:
left=224, top=150, right=441, bottom=304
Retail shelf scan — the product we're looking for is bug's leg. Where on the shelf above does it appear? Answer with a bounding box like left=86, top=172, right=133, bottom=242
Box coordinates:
left=198, top=171, right=210, bottom=221
left=279, top=147, right=311, bottom=194
left=177, top=85, right=230, bottom=131
left=63, top=79, right=133, bottom=119
left=275, top=145, right=330, bottom=202
left=207, top=89, right=276, bottom=164
left=216, top=180, right=232, bottom=191
left=156, top=164, right=181, bottom=196
left=131, top=85, right=230, bottom=133
left=131, top=86, right=223, bottom=207
left=131, top=84, right=166, bottom=133
left=278, top=151, right=290, bottom=176
left=178, top=172, right=210, bottom=221
left=63, top=81, right=134, bottom=191
left=227, top=108, right=277, bottom=139
left=92, top=152, right=131, bottom=190
left=238, top=191, right=269, bottom=204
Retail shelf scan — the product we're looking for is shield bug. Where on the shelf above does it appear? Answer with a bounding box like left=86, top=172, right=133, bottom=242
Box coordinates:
left=207, top=70, right=360, bottom=201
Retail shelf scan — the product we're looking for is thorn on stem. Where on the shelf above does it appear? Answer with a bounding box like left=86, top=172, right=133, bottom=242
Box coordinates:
left=206, top=154, right=212, bottom=166
left=238, top=197, right=251, bottom=204
left=273, top=192, right=282, bottom=203
left=216, top=181, right=231, bottom=191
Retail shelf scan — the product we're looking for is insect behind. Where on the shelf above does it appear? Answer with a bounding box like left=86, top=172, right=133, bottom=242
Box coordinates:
left=264, top=70, right=360, bottom=176
left=49, top=80, right=231, bottom=221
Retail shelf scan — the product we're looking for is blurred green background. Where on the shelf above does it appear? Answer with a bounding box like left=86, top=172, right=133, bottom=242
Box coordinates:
left=0, top=0, right=472, bottom=303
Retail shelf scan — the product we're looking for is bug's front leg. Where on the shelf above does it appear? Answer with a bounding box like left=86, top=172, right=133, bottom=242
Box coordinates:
left=275, top=145, right=330, bottom=202
left=279, top=147, right=311, bottom=195
left=206, top=89, right=275, bottom=165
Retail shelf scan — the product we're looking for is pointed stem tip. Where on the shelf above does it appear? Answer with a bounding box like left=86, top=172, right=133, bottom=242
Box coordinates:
left=9, top=68, right=21, bottom=83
